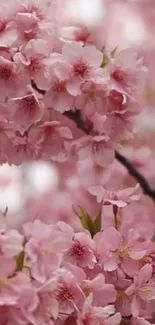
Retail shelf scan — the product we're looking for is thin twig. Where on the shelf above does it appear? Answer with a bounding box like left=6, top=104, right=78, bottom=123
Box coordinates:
left=32, top=81, right=155, bottom=201
left=115, top=151, right=155, bottom=200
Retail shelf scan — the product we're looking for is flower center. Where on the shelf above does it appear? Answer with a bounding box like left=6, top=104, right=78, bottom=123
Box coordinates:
left=0, top=66, right=12, bottom=81
left=69, top=241, right=85, bottom=260
left=29, top=58, right=41, bottom=72
left=74, top=59, right=89, bottom=78
left=112, top=69, right=125, bottom=82
left=22, top=96, right=37, bottom=110
left=42, top=248, right=51, bottom=255
left=57, top=285, right=73, bottom=302
left=75, top=28, right=90, bottom=43
left=117, top=245, right=129, bottom=258
left=139, top=286, right=153, bottom=300
left=20, top=4, right=44, bottom=20
left=52, top=80, right=66, bottom=93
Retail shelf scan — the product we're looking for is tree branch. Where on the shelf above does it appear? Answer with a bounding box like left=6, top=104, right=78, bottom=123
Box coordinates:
left=115, top=151, right=155, bottom=200
left=32, top=81, right=155, bottom=201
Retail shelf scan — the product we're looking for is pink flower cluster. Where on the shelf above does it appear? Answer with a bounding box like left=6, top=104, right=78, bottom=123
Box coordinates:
left=0, top=0, right=146, bottom=165
left=1, top=188, right=155, bottom=325
left=0, top=1, right=154, bottom=325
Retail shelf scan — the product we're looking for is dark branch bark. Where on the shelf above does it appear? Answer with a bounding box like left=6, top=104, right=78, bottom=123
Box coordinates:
left=64, top=111, right=89, bottom=134
left=32, top=81, right=155, bottom=201
left=115, top=151, right=155, bottom=200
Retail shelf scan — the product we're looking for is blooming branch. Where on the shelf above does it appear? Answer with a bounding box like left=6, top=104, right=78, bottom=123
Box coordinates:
left=32, top=81, right=155, bottom=201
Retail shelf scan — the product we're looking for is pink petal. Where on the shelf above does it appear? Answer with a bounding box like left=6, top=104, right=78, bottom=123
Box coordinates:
left=104, top=259, right=118, bottom=272
left=59, top=126, right=73, bottom=139
left=66, top=77, right=81, bottom=96
left=96, top=283, right=117, bottom=304
left=53, top=92, right=74, bottom=113
left=82, top=45, right=103, bottom=67
left=102, top=227, right=122, bottom=250
left=94, top=146, right=115, bottom=167
left=62, top=42, right=83, bottom=63
left=122, top=258, right=139, bottom=277
left=88, top=185, right=105, bottom=203
left=138, top=264, right=153, bottom=287
left=108, top=199, right=127, bottom=208
left=106, top=313, right=121, bottom=325
left=131, top=295, right=141, bottom=317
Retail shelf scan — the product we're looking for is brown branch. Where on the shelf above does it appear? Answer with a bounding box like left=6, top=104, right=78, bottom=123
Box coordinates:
left=115, top=151, right=155, bottom=200
left=32, top=81, right=155, bottom=201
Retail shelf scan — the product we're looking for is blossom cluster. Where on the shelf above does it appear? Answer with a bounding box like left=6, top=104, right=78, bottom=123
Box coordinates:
left=1, top=184, right=155, bottom=325
left=0, top=1, right=155, bottom=325
left=0, top=0, right=146, bottom=165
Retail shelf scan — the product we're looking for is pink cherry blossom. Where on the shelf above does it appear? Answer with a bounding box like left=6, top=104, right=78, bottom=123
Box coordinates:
left=0, top=56, right=28, bottom=101
left=75, top=81, right=109, bottom=117
left=107, top=48, right=147, bottom=97
left=77, top=293, right=121, bottom=325
left=125, top=264, right=155, bottom=317
left=38, top=267, right=85, bottom=315
left=43, top=58, right=75, bottom=113
left=14, top=38, right=52, bottom=90
left=30, top=121, right=73, bottom=162
left=24, top=220, right=73, bottom=282
left=62, top=42, right=103, bottom=96
left=94, top=227, right=148, bottom=273
left=7, top=93, right=44, bottom=127
left=88, top=184, right=140, bottom=207
left=65, top=232, right=96, bottom=268
left=104, top=91, right=140, bottom=141
left=82, top=273, right=117, bottom=306
left=73, top=135, right=115, bottom=167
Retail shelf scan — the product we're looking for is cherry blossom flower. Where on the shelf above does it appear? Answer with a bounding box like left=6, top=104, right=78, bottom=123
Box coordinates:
left=7, top=93, right=44, bottom=127
left=73, top=135, right=115, bottom=167
left=62, top=42, right=104, bottom=96
left=88, top=184, right=140, bottom=207
left=14, top=38, right=52, bottom=90
left=77, top=293, right=121, bottom=325
left=66, top=232, right=96, bottom=269
left=75, top=81, right=109, bottom=117
left=44, top=58, right=75, bottom=113
left=94, top=227, right=148, bottom=273
left=30, top=121, right=73, bottom=162
left=38, top=267, right=85, bottom=315
left=82, top=273, right=117, bottom=306
left=0, top=56, right=28, bottom=101
left=125, top=264, right=155, bottom=317
left=107, top=48, right=147, bottom=97
left=104, top=90, right=141, bottom=141
left=24, top=220, right=73, bottom=282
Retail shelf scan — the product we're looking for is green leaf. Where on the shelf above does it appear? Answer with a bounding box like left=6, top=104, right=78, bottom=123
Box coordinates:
left=73, top=206, right=102, bottom=237
left=16, top=251, right=25, bottom=271
left=111, top=46, right=118, bottom=57
left=94, top=207, right=102, bottom=233
left=101, top=54, right=109, bottom=68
